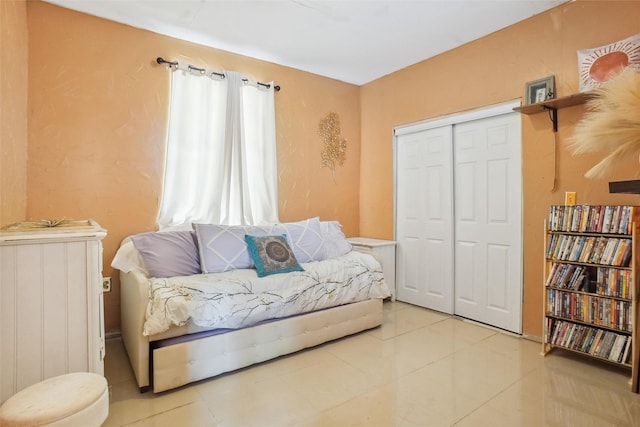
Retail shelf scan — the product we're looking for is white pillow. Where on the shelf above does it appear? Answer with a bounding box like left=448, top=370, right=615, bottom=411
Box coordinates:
left=194, top=223, right=278, bottom=273
left=111, top=239, right=150, bottom=277
left=274, top=217, right=327, bottom=263
left=321, top=220, right=352, bottom=259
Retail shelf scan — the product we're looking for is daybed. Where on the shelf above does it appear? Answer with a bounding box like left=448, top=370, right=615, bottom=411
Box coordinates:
left=111, top=218, right=391, bottom=393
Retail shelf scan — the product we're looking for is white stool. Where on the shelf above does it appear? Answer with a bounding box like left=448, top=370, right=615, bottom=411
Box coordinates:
left=0, top=372, right=109, bottom=426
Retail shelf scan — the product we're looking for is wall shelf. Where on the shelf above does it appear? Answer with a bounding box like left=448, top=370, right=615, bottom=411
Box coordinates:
left=609, top=180, right=640, bottom=194
left=513, top=91, right=596, bottom=132
left=514, top=91, right=595, bottom=114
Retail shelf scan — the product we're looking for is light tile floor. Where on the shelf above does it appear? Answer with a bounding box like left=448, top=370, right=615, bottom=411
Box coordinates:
left=104, top=301, right=640, bottom=426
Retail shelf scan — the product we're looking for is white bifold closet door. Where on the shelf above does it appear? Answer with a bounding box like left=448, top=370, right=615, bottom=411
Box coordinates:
left=395, top=105, right=522, bottom=334
left=395, top=126, right=454, bottom=312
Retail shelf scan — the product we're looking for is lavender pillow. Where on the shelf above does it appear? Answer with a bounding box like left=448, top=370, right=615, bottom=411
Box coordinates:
left=274, top=217, right=327, bottom=263
left=321, top=220, right=352, bottom=259
left=194, top=223, right=278, bottom=273
left=130, top=231, right=201, bottom=278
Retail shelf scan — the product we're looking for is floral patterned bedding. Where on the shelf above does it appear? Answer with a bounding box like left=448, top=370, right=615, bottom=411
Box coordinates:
left=143, top=250, right=391, bottom=336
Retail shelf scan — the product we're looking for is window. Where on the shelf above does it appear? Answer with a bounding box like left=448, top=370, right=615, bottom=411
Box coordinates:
left=157, top=66, right=278, bottom=229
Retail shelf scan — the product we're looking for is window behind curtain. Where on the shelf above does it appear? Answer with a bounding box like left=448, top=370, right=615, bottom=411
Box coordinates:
left=157, top=68, right=279, bottom=229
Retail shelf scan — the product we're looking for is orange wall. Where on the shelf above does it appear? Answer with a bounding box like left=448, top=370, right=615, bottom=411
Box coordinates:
left=9, top=1, right=640, bottom=337
left=360, top=0, right=640, bottom=337
left=25, top=1, right=361, bottom=333
left=0, top=0, right=28, bottom=226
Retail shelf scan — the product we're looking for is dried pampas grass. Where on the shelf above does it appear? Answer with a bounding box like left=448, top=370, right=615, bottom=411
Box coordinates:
left=568, top=67, right=640, bottom=179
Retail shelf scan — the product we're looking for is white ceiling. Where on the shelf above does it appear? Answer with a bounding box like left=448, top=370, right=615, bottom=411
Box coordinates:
left=44, top=0, right=568, bottom=85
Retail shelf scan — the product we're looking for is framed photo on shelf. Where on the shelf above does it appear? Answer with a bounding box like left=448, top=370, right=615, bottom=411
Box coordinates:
left=525, top=75, right=555, bottom=105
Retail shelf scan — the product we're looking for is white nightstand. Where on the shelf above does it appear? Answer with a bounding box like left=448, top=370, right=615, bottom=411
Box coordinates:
left=348, top=237, right=397, bottom=301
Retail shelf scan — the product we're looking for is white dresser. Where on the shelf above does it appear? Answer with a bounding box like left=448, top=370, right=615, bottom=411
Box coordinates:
left=0, top=220, right=107, bottom=404
left=348, top=237, right=397, bottom=301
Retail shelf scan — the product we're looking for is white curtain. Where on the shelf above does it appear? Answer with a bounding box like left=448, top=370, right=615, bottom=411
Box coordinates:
left=157, top=66, right=279, bottom=229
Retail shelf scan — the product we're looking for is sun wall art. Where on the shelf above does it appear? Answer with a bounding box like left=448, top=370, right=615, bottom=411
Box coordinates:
left=578, top=33, right=640, bottom=92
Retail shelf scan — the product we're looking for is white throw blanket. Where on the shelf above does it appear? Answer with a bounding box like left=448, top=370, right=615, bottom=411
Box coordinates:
left=143, top=251, right=391, bottom=336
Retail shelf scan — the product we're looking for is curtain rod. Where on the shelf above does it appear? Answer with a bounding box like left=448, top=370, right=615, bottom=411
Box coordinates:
left=156, top=57, right=280, bottom=92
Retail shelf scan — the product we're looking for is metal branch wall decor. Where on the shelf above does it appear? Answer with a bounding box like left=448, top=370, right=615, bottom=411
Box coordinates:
left=318, top=112, right=347, bottom=179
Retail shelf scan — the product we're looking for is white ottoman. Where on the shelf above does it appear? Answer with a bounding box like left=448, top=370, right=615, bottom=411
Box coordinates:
left=0, top=372, right=109, bottom=426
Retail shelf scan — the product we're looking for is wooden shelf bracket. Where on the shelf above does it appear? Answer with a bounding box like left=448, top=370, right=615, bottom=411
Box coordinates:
left=544, top=105, right=558, bottom=132
left=513, top=91, right=595, bottom=132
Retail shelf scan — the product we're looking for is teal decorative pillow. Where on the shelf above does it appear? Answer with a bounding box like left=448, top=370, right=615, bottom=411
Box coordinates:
left=244, top=234, right=304, bottom=277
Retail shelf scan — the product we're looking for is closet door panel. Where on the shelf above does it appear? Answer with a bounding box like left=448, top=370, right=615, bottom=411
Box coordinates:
left=401, top=237, right=423, bottom=293
left=487, top=243, right=510, bottom=311
left=454, top=113, right=522, bottom=333
left=396, top=127, right=453, bottom=312
left=454, top=240, right=477, bottom=303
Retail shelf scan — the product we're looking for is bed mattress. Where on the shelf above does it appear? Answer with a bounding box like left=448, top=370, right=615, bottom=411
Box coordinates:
left=143, top=250, right=390, bottom=336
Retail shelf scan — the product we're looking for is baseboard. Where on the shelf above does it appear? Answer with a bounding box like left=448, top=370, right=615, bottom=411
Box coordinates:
left=521, top=333, right=542, bottom=343
left=106, top=331, right=122, bottom=340
left=456, top=316, right=542, bottom=343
